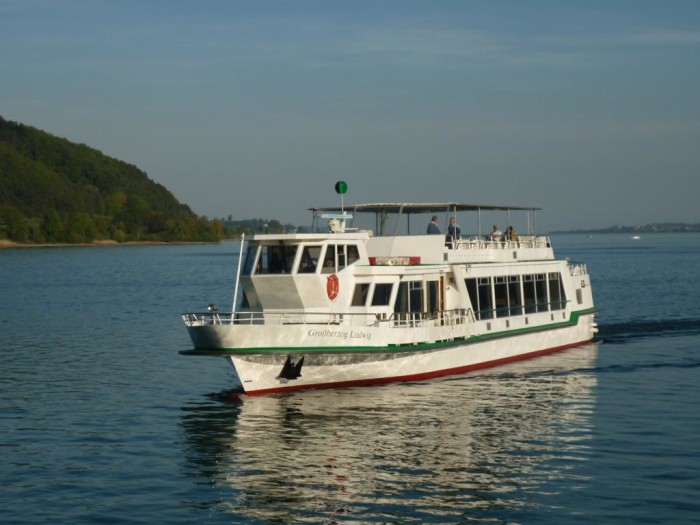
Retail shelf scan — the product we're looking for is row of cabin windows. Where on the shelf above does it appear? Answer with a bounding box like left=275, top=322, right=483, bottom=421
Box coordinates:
left=243, top=243, right=360, bottom=275
left=465, top=273, right=566, bottom=320
left=351, top=280, right=440, bottom=315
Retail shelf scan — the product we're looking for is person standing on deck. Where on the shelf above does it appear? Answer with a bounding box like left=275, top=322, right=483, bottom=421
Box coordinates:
left=447, top=217, right=461, bottom=238
left=427, top=216, right=440, bottom=234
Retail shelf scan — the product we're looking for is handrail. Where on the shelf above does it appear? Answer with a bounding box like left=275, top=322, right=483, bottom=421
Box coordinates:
left=182, top=308, right=475, bottom=329
left=567, top=261, right=588, bottom=276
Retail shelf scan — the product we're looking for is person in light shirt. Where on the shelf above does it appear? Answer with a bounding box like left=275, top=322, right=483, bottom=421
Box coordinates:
left=490, top=224, right=502, bottom=241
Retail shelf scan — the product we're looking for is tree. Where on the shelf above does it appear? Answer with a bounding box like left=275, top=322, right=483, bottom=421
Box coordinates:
left=66, top=213, right=97, bottom=243
left=0, top=205, right=28, bottom=241
left=0, top=115, right=229, bottom=244
left=42, top=209, right=63, bottom=242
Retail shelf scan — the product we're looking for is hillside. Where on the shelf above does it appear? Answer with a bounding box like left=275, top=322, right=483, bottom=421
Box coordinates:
left=0, top=116, right=221, bottom=244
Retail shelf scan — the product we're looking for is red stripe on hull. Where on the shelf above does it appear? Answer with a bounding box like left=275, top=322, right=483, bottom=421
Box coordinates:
left=240, top=337, right=595, bottom=396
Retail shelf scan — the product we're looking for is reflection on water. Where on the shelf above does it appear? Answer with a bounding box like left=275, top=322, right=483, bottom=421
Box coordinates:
left=180, top=345, right=598, bottom=523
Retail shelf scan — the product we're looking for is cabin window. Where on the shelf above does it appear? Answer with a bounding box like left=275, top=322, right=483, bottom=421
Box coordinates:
left=427, top=280, right=440, bottom=314
left=298, top=246, right=322, bottom=273
left=535, top=274, right=548, bottom=312
left=371, top=283, right=394, bottom=306
left=523, top=274, right=547, bottom=314
left=523, top=274, right=537, bottom=314
left=549, top=272, right=566, bottom=310
left=494, top=276, right=509, bottom=318
left=395, top=281, right=423, bottom=317
left=465, top=277, right=493, bottom=320
left=257, top=244, right=297, bottom=274
left=465, top=279, right=478, bottom=317
left=351, top=283, right=370, bottom=306
left=508, top=275, right=522, bottom=316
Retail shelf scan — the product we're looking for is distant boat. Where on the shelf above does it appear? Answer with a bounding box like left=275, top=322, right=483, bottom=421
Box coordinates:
left=631, top=235, right=641, bottom=240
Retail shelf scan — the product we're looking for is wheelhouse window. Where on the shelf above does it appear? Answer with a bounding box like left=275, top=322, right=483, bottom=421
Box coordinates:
left=256, top=244, right=298, bottom=274
left=322, top=244, right=361, bottom=273
left=298, top=246, right=322, bottom=273
left=346, top=245, right=360, bottom=265
left=242, top=246, right=258, bottom=276
left=321, top=245, right=336, bottom=274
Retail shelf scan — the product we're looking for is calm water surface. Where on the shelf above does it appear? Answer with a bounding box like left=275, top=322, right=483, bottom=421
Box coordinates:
left=1, top=234, right=699, bottom=524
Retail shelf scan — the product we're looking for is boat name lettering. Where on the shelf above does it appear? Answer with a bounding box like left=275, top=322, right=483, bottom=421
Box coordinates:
left=307, top=328, right=372, bottom=341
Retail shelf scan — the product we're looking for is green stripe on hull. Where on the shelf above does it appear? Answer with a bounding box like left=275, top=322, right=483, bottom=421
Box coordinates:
left=180, top=308, right=596, bottom=357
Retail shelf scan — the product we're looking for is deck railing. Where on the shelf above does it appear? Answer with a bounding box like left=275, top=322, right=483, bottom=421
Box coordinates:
left=567, top=261, right=588, bottom=276
left=448, top=235, right=552, bottom=251
left=182, top=308, right=474, bottom=329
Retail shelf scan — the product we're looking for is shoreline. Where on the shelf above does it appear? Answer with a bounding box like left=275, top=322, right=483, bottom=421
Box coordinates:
left=0, top=239, right=220, bottom=249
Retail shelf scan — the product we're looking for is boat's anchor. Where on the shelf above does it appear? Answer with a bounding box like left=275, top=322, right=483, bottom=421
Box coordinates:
left=277, top=356, right=304, bottom=380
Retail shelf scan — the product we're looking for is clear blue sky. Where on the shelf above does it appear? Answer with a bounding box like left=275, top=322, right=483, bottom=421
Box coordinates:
left=2, top=0, right=699, bottom=231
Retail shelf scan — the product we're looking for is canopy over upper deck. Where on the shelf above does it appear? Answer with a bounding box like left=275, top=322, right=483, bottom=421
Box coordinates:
left=310, top=202, right=542, bottom=236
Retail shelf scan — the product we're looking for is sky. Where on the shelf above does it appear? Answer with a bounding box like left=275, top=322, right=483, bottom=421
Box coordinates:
left=1, top=0, right=699, bottom=232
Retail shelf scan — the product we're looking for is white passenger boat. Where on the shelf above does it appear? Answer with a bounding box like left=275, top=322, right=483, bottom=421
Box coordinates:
left=181, top=197, right=596, bottom=395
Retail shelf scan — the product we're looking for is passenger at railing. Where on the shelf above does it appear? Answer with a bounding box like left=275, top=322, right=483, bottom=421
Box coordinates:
left=427, top=215, right=441, bottom=234
left=447, top=217, right=461, bottom=238
left=446, top=217, right=461, bottom=247
left=490, top=224, right=502, bottom=241
left=503, top=225, right=520, bottom=242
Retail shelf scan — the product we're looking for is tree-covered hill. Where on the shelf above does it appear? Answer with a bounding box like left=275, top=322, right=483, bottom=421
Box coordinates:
left=0, top=116, right=222, bottom=244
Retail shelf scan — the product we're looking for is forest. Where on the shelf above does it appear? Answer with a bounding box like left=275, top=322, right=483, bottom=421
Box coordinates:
left=0, top=116, right=222, bottom=244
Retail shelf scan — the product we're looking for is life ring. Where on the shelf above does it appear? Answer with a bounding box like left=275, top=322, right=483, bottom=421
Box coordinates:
left=327, top=274, right=339, bottom=301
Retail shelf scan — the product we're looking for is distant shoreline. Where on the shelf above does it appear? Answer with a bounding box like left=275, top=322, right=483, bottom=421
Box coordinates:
left=551, top=222, right=700, bottom=234
left=551, top=230, right=700, bottom=235
left=0, top=239, right=219, bottom=249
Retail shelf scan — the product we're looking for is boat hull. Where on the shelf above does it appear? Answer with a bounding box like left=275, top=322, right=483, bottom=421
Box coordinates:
left=215, top=313, right=596, bottom=395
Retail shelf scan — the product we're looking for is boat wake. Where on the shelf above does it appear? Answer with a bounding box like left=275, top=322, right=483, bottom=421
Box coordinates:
left=597, top=317, right=700, bottom=344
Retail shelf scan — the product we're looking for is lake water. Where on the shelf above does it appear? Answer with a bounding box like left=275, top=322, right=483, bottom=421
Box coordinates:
left=1, top=234, right=699, bottom=524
